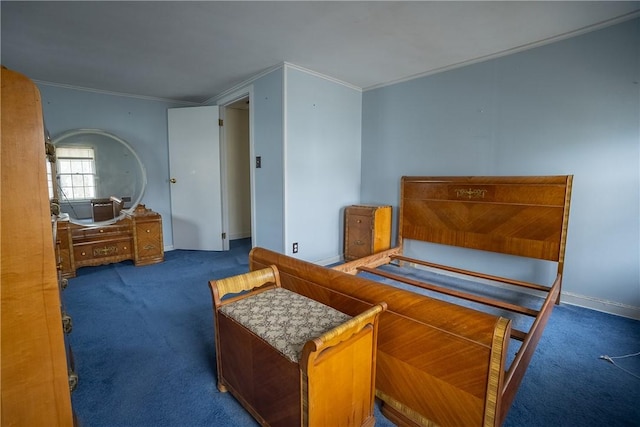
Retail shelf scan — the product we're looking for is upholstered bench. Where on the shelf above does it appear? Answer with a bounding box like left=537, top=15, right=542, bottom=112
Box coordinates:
left=209, top=265, right=386, bottom=427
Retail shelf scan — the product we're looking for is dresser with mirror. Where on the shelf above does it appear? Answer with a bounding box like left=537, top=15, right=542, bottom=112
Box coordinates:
left=52, top=129, right=164, bottom=278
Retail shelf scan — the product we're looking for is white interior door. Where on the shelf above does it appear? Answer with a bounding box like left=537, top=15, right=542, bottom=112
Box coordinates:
left=168, top=105, right=224, bottom=250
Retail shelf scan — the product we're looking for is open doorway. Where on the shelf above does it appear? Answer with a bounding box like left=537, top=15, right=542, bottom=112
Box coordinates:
left=222, top=96, right=252, bottom=249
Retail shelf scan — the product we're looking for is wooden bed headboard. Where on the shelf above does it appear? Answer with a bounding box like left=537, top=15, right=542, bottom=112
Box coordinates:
left=399, top=176, right=573, bottom=264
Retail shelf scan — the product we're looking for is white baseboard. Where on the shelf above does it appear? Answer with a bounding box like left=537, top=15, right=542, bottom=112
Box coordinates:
left=411, top=263, right=640, bottom=320
left=229, top=232, right=251, bottom=240
left=317, top=255, right=342, bottom=266
left=354, top=261, right=640, bottom=321
left=560, top=292, right=640, bottom=320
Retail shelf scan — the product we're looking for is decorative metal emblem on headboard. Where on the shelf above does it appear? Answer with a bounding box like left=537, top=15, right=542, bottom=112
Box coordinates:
left=455, top=188, right=487, bottom=199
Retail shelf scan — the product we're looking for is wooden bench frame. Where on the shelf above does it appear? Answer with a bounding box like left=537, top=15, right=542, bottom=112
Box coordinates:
left=209, top=266, right=386, bottom=427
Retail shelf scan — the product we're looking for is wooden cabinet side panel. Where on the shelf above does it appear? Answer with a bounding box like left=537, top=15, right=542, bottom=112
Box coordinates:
left=1, top=67, right=74, bottom=426
left=305, top=327, right=377, bottom=427
left=372, top=206, right=392, bottom=253
left=56, top=221, right=75, bottom=278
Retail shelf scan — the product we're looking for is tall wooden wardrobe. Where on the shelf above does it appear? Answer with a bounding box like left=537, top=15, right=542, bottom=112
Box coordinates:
left=1, top=67, right=75, bottom=425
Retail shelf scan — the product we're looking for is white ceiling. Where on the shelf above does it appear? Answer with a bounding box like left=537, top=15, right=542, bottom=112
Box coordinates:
left=2, top=1, right=638, bottom=104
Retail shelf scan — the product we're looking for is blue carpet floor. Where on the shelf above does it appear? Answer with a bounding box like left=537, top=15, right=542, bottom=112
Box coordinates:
left=63, top=239, right=639, bottom=426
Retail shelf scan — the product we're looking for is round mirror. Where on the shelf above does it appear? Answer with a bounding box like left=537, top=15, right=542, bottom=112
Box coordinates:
left=52, top=129, right=147, bottom=225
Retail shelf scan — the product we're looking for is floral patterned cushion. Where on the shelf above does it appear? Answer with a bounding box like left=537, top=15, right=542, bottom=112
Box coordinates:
left=219, top=287, right=351, bottom=363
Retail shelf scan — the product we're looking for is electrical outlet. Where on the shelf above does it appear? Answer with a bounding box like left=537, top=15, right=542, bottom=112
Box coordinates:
left=256, top=156, right=262, bottom=168
left=292, top=242, right=298, bottom=253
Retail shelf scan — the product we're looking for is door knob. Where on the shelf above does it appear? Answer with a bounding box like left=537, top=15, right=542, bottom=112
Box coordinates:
left=170, top=178, right=177, bottom=184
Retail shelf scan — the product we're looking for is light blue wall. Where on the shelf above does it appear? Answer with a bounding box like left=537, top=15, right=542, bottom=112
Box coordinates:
left=361, top=19, right=640, bottom=313
left=285, top=67, right=362, bottom=263
left=38, top=85, right=186, bottom=248
left=252, top=68, right=285, bottom=252
left=35, top=18, right=639, bottom=315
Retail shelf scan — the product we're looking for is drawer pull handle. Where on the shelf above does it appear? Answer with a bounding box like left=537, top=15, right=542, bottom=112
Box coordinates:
left=146, top=229, right=150, bottom=233
left=62, top=312, right=73, bottom=334
left=69, top=371, right=79, bottom=393
left=355, top=240, right=364, bottom=245
left=356, top=219, right=362, bottom=223
left=99, top=229, right=104, bottom=233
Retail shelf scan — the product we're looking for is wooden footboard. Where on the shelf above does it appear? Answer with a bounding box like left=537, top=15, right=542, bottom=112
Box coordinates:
left=250, top=248, right=511, bottom=427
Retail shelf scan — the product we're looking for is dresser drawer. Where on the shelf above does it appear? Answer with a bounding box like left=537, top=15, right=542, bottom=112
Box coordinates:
left=72, top=224, right=132, bottom=241
left=73, top=238, right=133, bottom=266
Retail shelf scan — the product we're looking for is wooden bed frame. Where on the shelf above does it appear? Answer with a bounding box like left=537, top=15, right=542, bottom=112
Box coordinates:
left=250, top=175, right=572, bottom=427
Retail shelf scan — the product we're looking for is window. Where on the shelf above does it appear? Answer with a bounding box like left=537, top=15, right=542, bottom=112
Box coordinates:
left=56, top=147, right=96, bottom=200
left=46, top=160, right=54, bottom=199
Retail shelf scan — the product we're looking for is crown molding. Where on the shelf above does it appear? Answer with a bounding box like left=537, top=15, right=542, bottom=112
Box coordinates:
left=208, top=61, right=362, bottom=106
left=33, top=79, right=199, bottom=105
left=365, top=10, right=640, bottom=92
left=283, top=62, right=362, bottom=92
left=205, top=63, right=285, bottom=105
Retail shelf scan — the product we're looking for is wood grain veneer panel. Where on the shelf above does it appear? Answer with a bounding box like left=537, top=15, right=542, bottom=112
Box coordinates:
left=400, top=176, right=572, bottom=261
left=376, top=352, right=485, bottom=427
left=304, top=327, right=377, bottom=427
left=217, top=313, right=301, bottom=427
left=1, top=67, right=74, bottom=426
left=249, top=248, right=508, bottom=427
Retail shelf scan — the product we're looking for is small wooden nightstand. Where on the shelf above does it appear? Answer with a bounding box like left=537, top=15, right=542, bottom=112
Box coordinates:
left=344, top=205, right=392, bottom=261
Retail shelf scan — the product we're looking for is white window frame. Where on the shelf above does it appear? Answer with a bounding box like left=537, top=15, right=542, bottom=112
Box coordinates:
left=56, top=146, right=97, bottom=201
